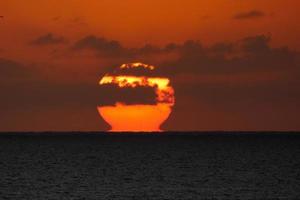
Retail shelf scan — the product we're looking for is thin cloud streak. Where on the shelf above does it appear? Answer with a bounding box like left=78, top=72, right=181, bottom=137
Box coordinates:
left=233, top=10, right=265, bottom=20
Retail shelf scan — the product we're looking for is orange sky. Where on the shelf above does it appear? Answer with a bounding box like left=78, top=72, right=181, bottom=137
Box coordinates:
left=0, top=0, right=300, bottom=131
left=1, top=0, right=300, bottom=49
left=1, top=0, right=300, bottom=66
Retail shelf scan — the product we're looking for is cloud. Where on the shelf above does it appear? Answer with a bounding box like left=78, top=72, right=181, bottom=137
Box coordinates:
left=0, top=58, right=34, bottom=84
left=233, top=10, right=265, bottom=20
left=71, top=35, right=174, bottom=59
left=72, top=35, right=124, bottom=56
left=98, top=84, right=157, bottom=106
left=241, top=35, right=270, bottom=53
left=160, top=35, right=300, bottom=130
left=0, top=58, right=24, bottom=75
left=2, top=34, right=300, bottom=131
left=70, top=34, right=299, bottom=83
left=209, top=42, right=233, bottom=54
left=0, top=57, right=94, bottom=108
left=31, top=33, right=67, bottom=46
left=157, top=35, right=298, bottom=76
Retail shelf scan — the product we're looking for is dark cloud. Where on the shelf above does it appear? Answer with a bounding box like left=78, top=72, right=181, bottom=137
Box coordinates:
left=156, top=35, right=298, bottom=76
left=209, top=43, right=234, bottom=55
left=98, top=84, right=157, bottom=106
left=0, top=57, right=95, bottom=109
left=0, top=81, right=108, bottom=131
left=108, top=64, right=159, bottom=77
left=0, top=58, right=24, bottom=76
left=0, top=58, right=158, bottom=130
left=72, top=35, right=125, bottom=56
left=71, top=35, right=172, bottom=58
left=0, top=58, right=34, bottom=83
left=163, top=78, right=300, bottom=131
left=31, top=33, right=67, bottom=46
left=1, top=34, right=300, bottom=131
left=71, top=35, right=231, bottom=62
left=70, top=34, right=300, bottom=128
left=71, top=34, right=298, bottom=77
left=233, top=10, right=265, bottom=20
left=160, top=35, right=300, bottom=130
left=241, top=35, right=271, bottom=53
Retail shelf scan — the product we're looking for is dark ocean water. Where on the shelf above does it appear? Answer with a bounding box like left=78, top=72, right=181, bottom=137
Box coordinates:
left=0, top=132, right=299, bottom=200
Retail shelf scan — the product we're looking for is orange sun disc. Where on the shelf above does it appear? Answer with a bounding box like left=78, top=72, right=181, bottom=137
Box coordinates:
left=97, top=62, right=175, bottom=132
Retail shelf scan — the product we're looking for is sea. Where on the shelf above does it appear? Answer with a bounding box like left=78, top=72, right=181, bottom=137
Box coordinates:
left=0, top=132, right=299, bottom=199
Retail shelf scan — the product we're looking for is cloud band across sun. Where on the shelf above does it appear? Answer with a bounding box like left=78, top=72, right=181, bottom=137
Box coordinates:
left=97, top=63, right=175, bottom=132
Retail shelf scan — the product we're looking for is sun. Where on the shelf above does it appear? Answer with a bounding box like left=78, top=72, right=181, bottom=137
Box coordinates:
left=97, top=62, right=175, bottom=132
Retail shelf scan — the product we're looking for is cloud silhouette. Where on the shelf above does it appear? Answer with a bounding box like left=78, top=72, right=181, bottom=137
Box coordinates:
left=70, top=34, right=299, bottom=86
left=2, top=34, right=300, bottom=131
left=72, top=35, right=125, bottom=56
left=157, top=35, right=298, bottom=76
left=0, top=58, right=34, bottom=83
left=31, top=33, right=67, bottom=46
left=98, top=84, right=157, bottom=106
left=233, top=10, right=265, bottom=20
left=71, top=35, right=174, bottom=58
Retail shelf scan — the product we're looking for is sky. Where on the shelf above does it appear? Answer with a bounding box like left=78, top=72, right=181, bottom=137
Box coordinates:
left=0, top=0, right=300, bottom=131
